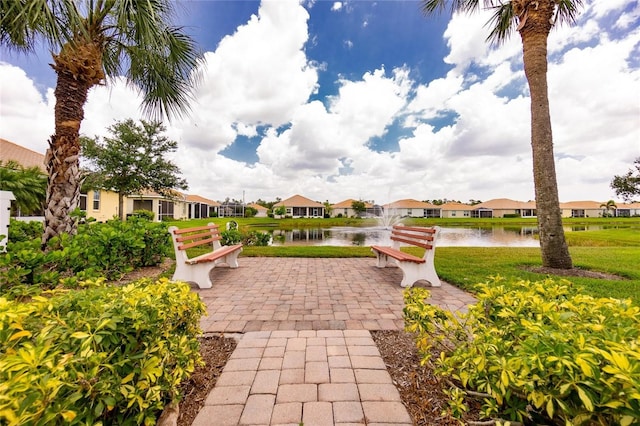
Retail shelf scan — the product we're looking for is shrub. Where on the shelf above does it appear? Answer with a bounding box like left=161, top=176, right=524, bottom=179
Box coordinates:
left=0, top=278, right=205, bottom=425
left=129, top=209, right=155, bottom=221
left=1, top=218, right=171, bottom=289
left=243, top=230, right=271, bottom=246
left=7, top=219, right=42, bottom=243
left=220, top=229, right=242, bottom=245
left=404, top=277, right=640, bottom=426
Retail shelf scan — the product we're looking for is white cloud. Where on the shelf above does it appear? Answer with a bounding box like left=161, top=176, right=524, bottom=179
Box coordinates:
left=331, top=2, right=343, bottom=12
left=0, top=63, right=54, bottom=153
left=176, top=0, right=318, bottom=151
left=1, top=0, right=638, bottom=206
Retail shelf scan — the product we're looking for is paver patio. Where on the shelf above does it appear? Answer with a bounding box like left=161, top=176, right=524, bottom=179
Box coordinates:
left=196, top=257, right=476, bottom=333
left=191, top=257, right=477, bottom=425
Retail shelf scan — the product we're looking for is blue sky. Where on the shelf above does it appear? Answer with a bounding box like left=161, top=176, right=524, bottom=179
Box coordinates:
left=1, top=0, right=639, bottom=205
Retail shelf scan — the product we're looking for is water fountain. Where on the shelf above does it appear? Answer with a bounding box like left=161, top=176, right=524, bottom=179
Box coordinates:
left=376, top=203, right=402, bottom=229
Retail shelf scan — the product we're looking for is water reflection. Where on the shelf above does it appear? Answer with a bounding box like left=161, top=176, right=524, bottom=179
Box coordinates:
left=269, top=226, right=540, bottom=247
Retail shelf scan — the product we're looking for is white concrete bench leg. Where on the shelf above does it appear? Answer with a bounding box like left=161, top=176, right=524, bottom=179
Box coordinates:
left=218, top=251, right=240, bottom=268
left=374, top=253, right=392, bottom=268
left=172, top=263, right=214, bottom=289
left=397, top=262, right=441, bottom=288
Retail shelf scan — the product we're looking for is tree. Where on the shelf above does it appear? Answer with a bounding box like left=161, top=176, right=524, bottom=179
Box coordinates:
left=599, top=200, right=617, bottom=217
left=81, top=119, right=188, bottom=220
left=421, top=0, right=582, bottom=269
left=323, top=200, right=333, bottom=218
left=611, top=158, right=640, bottom=202
left=1, top=1, right=202, bottom=247
left=0, top=161, right=47, bottom=215
left=351, top=200, right=366, bottom=217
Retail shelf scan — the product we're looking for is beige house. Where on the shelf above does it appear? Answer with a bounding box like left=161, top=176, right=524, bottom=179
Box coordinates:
left=384, top=199, right=441, bottom=218
left=125, top=191, right=189, bottom=221
left=558, top=200, right=640, bottom=218
left=247, top=203, right=268, bottom=218
left=1, top=138, right=121, bottom=220
left=331, top=199, right=377, bottom=218
left=440, top=202, right=473, bottom=218
left=274, top=195, right=324, bottom=218
left=185, top=194, right=219, bottom=219
left=471, top=199, right=537, bottom=218
left=615, top=202, right=640, bottom=217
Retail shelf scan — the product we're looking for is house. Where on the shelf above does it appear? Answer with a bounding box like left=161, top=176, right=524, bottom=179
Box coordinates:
left=273, top=195, right=324, bottom=218
left=384, top=199, right=441, bottom=218
left=185, top=194, right=219, bottom=219
left=558, top=201, right=607, bottom=218
left=615, top=202, right=640, bottom=217
left=247, top=203, right=269, bottom=218
left=330, top=199, right=378, bottom=218
left=472, top=199, right=537, bottom=218
left=81, top=189, right=120, bottom=221
left=1, top=138, right=121, bottom=220
left=126, top=190, right=189, bottom=221
left=440, top=202, right=473, bottom=218
left=0, top=138, right=46, bottom=172
left=219, top=201, right=245, bottom=217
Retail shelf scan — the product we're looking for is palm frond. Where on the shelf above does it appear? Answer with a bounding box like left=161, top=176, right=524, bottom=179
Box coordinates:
left=554, top=0, right=585, bottom=26
left=421, top=0, right=482, bottom=15
left=0, top=0, right=82, bottom=51
left=124, top=26, right=203, bottom=121
left=485, top=2, right=516, bottom=45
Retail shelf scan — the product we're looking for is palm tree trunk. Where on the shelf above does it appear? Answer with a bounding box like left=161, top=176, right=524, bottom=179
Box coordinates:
left=41, top=42, right=104, bottom=248
left=519, top=0, right=572, bottom=269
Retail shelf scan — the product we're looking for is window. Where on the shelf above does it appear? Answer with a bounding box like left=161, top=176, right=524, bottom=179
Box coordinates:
left=407, top=209, right=412, bottom=216
left=158, top=200, right=174, bottom=220
left=79, top=194, right=87, bottom=211
left=92, top=190, right=100, bottom=210
left=451, top=212, right=456, bottom=217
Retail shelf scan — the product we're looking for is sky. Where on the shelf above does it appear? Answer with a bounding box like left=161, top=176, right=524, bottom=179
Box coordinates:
left=1, top=0, right=639, bottom=206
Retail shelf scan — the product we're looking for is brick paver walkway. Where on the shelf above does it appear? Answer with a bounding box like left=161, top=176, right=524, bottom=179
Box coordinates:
left=191, top=258, right=477, bottom=425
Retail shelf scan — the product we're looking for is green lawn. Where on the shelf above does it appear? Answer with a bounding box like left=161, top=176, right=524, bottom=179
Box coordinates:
left=173, top=218, right=640, bottom=305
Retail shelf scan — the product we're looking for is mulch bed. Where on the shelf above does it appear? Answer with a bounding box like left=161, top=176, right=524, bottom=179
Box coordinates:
left=177, top=334, right=237, bottom=426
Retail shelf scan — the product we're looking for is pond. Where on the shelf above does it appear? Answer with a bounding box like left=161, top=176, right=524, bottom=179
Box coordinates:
left=266, top=226, right=541, bottom=247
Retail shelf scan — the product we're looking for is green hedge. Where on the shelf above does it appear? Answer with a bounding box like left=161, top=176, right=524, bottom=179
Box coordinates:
left=1, top=218, right=171, bottom=289
left=404, top=277, right=640, bottom=426
left=0, top=278, right=205, bottom=425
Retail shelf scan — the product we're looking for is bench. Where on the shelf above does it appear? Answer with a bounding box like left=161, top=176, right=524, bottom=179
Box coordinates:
left=371, top=224, right=441, bottom=288
left=168, top=223, right=243, bottom=289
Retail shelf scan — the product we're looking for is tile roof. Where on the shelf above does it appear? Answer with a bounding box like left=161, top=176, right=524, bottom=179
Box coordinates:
left=185, top=194, right=219, bottom=206
left=247, top=203, right=268, bottom=211
left=274, top=194, right=324, bottom=208
left=474, top=198, right=536, bottom=210
left=440, top=202, right=473, bottom=211
left=559, top=201, right=607, bottom=209
left=0, top=138, right=46, bottom=172
left=384, top=199, right=438, bottom=209
left=331, top=199, right=374, bottom=208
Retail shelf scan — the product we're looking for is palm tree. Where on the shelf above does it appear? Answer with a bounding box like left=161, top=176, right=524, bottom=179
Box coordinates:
left=1, top=1, right=202, bottom=247
left=600, top=200, right=617, bottom=217
left=0, top=161, right=47, bottom=215
left=421, top=0, right=583, bottom=269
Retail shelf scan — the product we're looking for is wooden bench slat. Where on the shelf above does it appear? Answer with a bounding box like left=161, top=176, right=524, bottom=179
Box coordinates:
left=178, top=236, right=219, bottom=251
left=187, top=244, right=243, bottom=264
left=175, top=230, right=221, bottom=244
left=172, top=224, right=218, bottom=235
left=370, top=245, right=425, bottom=263
left=390, top=236, right=433, bottom=250
left=392, top=225, right=436, bottom=233
left=392, top=229, right=434, bottom=241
